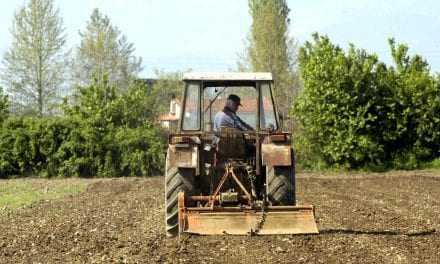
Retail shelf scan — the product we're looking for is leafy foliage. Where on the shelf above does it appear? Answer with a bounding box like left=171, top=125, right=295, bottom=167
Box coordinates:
left=147, top=70, right=184, bottom=118
left=72, top=8, right=142, bottom=89
left=293, top=34, right=440, bottom=169
left=386, top=39, right=440, bottom=165
left=241, top=0, right=300, bottom=118
left=1, top=0, right=68, bottom=116
left=0, top=87, right=9, bottom=124
left=62, top=76, right=164, bottom=177
left=0, top=77, right=164, bottom=178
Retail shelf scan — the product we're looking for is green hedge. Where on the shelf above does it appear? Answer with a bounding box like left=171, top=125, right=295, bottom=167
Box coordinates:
left=293, top=34, right=440, bottom=170
left=0, top=118, right=164, bottom=178
left=0, top=77, right=165, bottom=178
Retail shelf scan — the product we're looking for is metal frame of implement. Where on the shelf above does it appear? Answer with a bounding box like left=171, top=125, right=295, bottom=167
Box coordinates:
left=178, top=163, right=319, bottom=235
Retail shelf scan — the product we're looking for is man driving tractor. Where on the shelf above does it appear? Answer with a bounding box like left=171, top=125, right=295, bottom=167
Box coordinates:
left=213, top=94, right=254, bottom=131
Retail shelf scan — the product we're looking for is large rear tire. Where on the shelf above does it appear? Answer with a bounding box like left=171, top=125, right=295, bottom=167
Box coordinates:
left=266, top=163, right=295, bottom=205
left=165, top=154, right=195, bottom=237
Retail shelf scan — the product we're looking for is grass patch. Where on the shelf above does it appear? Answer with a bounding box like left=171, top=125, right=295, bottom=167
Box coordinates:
left=0, top=178, right=89, bottom=212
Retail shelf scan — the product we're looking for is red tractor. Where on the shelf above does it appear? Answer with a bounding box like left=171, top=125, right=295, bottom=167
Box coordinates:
left=165, top=72, right=318, bottom=237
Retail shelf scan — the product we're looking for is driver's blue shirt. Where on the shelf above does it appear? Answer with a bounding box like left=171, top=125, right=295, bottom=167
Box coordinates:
left=213, top=109, right=252, bottom=131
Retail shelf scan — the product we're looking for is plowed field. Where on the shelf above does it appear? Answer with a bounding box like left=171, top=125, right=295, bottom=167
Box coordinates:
left=1, top=170, right=439, bottom=263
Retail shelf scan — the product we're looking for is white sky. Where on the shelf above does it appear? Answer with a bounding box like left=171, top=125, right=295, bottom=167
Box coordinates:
left=1, top=0, right=440, bottom=77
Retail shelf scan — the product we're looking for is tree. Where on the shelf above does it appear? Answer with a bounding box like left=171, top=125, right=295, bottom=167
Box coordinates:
left=65, top=74, right=154, bottom=129
left=293, top=34, right=440, bottom=169
left=72, top=8, right=143, bottom=89
left=61, top=75, right=164, bottom=177
left=0, top=87, right=9, bottom=123
left=293, top=34, right=387, bottom=168
left=387, top=39, right=440, bottom=164
left=242, top=0, right=299, bottom=118
left=0, top=0, right=68, bottom=116
left=147, top=70, right=184, bottom=118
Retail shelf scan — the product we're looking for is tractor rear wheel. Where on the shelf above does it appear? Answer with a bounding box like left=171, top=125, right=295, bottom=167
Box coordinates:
left=165, top=155, right=195, bottom=237
left=266, top=164, right=295, bottom=205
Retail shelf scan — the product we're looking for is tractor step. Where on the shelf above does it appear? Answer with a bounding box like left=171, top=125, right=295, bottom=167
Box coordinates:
left=178, top=192, right=319, bottom=235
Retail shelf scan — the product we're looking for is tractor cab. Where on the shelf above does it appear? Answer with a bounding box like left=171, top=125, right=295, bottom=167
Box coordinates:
left=180, top=72, right=278, bottom=133
left=165, top=72, right=318, bottom=237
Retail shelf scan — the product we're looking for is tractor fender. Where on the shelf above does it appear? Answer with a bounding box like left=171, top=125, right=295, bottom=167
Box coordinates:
left=167, top=144, right=199, bottom=169
left=261, top=143, right=292, bottom=167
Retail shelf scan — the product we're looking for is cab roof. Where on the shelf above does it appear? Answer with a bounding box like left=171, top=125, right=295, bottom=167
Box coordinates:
left=182, top=72, right=273, bottom=81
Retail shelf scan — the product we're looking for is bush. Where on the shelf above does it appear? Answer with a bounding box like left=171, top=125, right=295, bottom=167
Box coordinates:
left=0, top=117, right=69, bottom=177
left=115, top=125, right=165, bottom=176
left=293, top=34, right=440, bottom=170
left=293, top=34, right=387, bottom=168
left=0, top=77, right=165, bottom=178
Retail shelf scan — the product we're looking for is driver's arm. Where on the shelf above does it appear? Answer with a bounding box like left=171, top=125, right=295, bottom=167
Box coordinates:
left=236, top=115, right=255, bottom=131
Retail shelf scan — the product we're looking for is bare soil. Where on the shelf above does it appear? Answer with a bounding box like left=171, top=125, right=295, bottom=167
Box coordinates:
left=1, top=170, right=439, bottom=263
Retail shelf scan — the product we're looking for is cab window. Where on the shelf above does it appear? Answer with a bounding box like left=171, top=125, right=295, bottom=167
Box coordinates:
left=260, top=83, right=277, bottom=130
left=182, top=83, right=200, bottom=130
left=203, top=86, right=257, bottom=131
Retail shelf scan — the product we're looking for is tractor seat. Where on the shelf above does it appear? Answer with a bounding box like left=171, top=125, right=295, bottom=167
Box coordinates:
left=216, top=127, right=246, bottom=160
